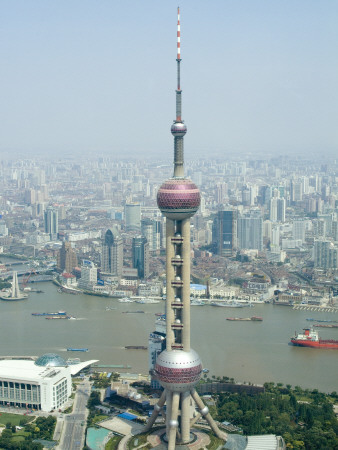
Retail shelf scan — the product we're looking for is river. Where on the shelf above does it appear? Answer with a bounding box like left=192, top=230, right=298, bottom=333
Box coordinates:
left=0, top=280, right=337, bottom=393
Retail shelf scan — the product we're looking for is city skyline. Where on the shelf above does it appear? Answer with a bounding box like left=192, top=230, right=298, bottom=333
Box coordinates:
left=1, top=0, right=337, bottom=158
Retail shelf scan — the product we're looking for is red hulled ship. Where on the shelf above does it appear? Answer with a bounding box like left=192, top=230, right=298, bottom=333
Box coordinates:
left=290, top=328, right=338, bottom=349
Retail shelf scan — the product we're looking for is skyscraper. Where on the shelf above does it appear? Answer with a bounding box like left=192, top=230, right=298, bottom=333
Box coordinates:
left=145, top=9, right=225, bottom=448
left=44, top=206, right=58, bottom=240
left=101, top=229, right=123, bottom=277
left=57, top=241, right=77, bottom=273
left=237, top=209, right=263, bottom=251
left=132, top=236, right=149, bottom=279
left=125, top=202, right=141, bottom=231
left=212, top=209, right=237, bottom=256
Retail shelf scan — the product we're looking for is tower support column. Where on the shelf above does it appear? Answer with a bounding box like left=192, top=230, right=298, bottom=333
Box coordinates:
left=181, top=390, right=191, bottom=443
left=166, top=219, right=176, bottom=349
left=181, top=218, right=190, bottom=351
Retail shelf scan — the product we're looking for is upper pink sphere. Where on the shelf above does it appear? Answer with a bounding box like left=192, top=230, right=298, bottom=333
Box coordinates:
left=157, top=178, right=200, bottom=220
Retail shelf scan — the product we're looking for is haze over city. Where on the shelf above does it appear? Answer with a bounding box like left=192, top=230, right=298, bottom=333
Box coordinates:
left=1, top=0, right=337, bottom=159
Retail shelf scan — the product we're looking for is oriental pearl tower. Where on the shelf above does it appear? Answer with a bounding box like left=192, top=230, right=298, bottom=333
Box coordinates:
left=145, top=8, right=226, bottom=449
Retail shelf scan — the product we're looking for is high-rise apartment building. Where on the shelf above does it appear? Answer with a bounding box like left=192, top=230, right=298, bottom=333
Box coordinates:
left=125, top=202, right=141, bottom=231
left=57, top=241, right=77, bottom=273
left=44, top=206, right=58, bottom=240
left=237, top=209, right=263, bottom=251
left=141, top=218, right=162, bottom=253
left=101, top=229, right=123, bottom=277
left=292, top=220, right=306, bottom=243
left=212, top=209, right=237, bottom=256
left=269, top=197, right=285, bottom=223
left=314, top=239, right=338, bottom=269
left=132, top=236, right=149, bottom=279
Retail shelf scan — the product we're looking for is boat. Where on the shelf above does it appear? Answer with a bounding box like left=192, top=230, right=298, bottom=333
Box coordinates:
left=190, top=299, right=205, bottom=306
left=46, top=316, right=72, bottom=320
left=122, top=310, right=145, bottom=314
left=67, top=348, right=89, bottom=352
left=290, top=328, right=338, bottom=349
left=125, top=345, right=147, bottom=350
left=306, top=318, right=338, bottom=323
left=211, top=301, right=244, bottom=308
left=0, top=272, right=28, bottom=301
left=226, top=316, right=263, bottom=322
left=314, top=324, right=338, bottom=328
left=226, top=317, right=251, bottom=321
left=32, top=311, right=67, bottom=316
left=135, top=298, right=160, bottom=304
left=118, top=297, right=134, bottom=303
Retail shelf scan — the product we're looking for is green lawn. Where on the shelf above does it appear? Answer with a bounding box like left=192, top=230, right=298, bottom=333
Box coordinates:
left=105, top=435, right=123, bottom=449
left=0, top=412, right=34, bottom=426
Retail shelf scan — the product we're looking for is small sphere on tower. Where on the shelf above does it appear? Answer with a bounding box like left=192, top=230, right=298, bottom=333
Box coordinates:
left=157, top=178, right=200, bottom=220
left=154, top=349, right=202, bottom=392
left=171, top=121, right=187, bottom=137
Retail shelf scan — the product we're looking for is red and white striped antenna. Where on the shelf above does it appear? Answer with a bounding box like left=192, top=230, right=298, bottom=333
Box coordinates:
left=177, top=6, right=181, bottom=60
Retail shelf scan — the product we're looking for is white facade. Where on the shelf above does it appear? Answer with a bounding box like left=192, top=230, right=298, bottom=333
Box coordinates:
left=0, top=360, right=71, bottom=412
left=78, top=260, right=97, bottom=290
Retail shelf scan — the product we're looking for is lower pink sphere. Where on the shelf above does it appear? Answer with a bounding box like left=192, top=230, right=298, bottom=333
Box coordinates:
left=154, top=349, right=202, bottom=392
left=157, top=178, right=200, bottom=220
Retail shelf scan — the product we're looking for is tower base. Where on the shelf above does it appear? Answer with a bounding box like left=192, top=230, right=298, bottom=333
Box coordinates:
left=144, top=388, right=227, bottom=449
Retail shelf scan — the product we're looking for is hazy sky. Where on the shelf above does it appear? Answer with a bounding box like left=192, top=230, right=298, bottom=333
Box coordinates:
left=1, top=0, right=338, bottom=159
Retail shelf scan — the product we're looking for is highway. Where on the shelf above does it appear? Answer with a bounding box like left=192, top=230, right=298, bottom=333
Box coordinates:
left=57, top=378, right=91, bottom=450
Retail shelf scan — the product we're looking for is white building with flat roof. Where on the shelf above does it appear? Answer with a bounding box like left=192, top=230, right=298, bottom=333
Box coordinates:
left=0, top=354, right=97, bottom=412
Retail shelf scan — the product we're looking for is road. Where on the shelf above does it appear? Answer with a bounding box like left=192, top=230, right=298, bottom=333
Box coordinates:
left=57, top=378, right=91, bottom=450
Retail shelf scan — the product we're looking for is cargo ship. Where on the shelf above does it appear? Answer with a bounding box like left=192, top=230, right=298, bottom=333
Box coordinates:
left=32, top=311, right=67, bottom=316
left=226, top=316, right=263, bottom=322
left=125, top=345, right=147, bottom=350
left=67, top=348, right=89, bottom=352
left=290, top=328, right=338, bottom=349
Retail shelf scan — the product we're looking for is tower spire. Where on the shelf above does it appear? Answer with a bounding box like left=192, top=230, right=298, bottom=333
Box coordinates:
left=172, top=6, right=186, bottom=177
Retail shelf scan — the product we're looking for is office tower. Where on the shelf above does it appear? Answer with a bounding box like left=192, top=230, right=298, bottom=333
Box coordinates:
left=57, top=241, right=77, bottom=273
left=78, top=260, right=97, bottom=290
left=212, top=209, right=237, bottom=256
left=132, top=236, right=149, bottom=279
left=125, top=202, right=141, bottom=231
left=145, top=9, right=225, bottom=447
left=237, top=209, right=263, bottom=251
left=101, top=229, right=123, bottom=277
left=44, top=206, right=58, bottom=240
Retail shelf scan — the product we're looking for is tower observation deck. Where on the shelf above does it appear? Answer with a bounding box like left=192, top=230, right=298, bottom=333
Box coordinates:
left=145, top=8, right=226, bottom=449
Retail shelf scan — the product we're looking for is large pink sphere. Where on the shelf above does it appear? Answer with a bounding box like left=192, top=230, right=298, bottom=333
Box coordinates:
left=154, top=349, right=202, bottom=392
left=157, top=178, right=200, bottom=220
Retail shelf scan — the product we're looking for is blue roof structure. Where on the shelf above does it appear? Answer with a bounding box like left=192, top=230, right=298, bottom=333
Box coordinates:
left=118, top=412, right=137, bottom=421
